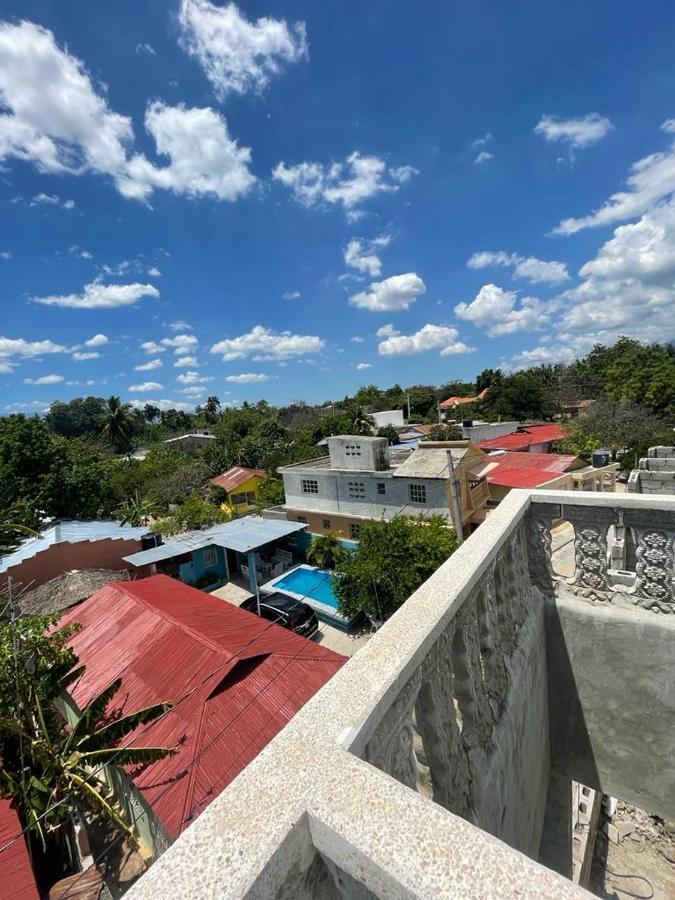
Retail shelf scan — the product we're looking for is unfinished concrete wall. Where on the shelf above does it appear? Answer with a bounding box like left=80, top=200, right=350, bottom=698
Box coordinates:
left=326, top=436, right=390, bottom=471
left=545, top=590, right=675, bottom=819
left=628, top=446, right=675, bottom=494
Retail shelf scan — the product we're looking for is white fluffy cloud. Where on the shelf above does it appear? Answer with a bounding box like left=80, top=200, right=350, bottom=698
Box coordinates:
left=454, top=283, right=550, bottom=336
left=0, top=20, right=132, bottom=176
left=282, top=290, right=301, bottom=300
left=344, top=235, right=391, bottom=277
left=84, top=333, right=108, bottom=347
left=140, top=341, right=165, bottom=354
left=178, top=0, right=307, bottom=98
left=161, top=334, right=198, bottom=355
left=167, top=320, right=192, bottom=332
left=0, top=21, right=255, bottom=204
left=129, top=381, right=163, bottom=392
left=118, top=102, right=256, bottom=202
left=554, top=122, right=675, bottom=235
left=377, top=323, right=473, bottom=357
left=174, top=355, right=198, bottom=368
left=511, top=197, right=675, bottom=366
left=210, top=325, right=325, bottom=361
left=33, top=280, right=159, bottom=309
left=176, top=370, right=213, bottom=384
left=134, top=358, right=162, bottom=371
left=273, top=152, right=417, bottom=220
left=24, top=373, right=64, bottom=385
left=356, top=362, right=372, bottom=370
left=30, top=193, right=75, bottom=209
left=0, top=337, right=67, bottom=360
left=467, top=250, right=569, bottom=284
left=130, top=398, right=194, bottom=412
left=534, top=113, right=613, bottom=149
left=72, top=351, right=99, bottom=361
left=225, top=372, right=270, bottom=383
left=474, top=150, right=493, bottom=164
left=349, top=273, right=426, bottom=311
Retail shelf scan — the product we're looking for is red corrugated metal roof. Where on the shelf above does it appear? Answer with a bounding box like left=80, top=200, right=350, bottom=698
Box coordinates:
left=0, top=800, right=39, bottom=899
left=56, top=575, right=344, bottom=838
left=485, top=451, right=579, bottom=488
left=210, top=467, right=266, bottom=493
left=477, top=423, right=568, bottom=451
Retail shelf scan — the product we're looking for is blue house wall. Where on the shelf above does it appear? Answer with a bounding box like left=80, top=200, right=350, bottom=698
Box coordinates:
left=178, top=545, right=227, bottom=590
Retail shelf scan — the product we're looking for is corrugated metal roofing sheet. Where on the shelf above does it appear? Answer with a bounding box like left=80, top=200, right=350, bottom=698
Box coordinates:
left=485, top=451, right=579, bottom=488
left=477, top=424, right=568, bottom=452
left=123, top=517, right=308, bottom=567
left=210, top=467, right=267, bottom=493
left=0, top=520, right=149, bottom=573
left=0, top=800, right=39, bottom=899
left=57, top=575, right=344, bottom=838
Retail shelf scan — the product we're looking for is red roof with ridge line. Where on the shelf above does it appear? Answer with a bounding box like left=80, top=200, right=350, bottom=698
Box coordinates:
left=57, top=575, right=344, bottom=838
left=477, top=423, right=568, bottom=451
left=210, top=466, right=267, bottom=493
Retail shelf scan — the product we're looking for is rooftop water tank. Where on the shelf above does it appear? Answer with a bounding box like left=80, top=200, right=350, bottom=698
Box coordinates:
left=592, top=449, right=611, bottom=468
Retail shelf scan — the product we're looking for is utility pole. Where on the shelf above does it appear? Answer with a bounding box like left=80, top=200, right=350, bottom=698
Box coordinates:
left=406, top=391, right=411, bottom=421
left=446, top=450, right=464, bottom=545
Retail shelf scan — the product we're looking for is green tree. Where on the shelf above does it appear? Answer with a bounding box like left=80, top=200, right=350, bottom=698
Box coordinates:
left=204, top=396, right=221, bottom=424
left=306, top=533, right=349, bottom=570
left=424, top=423, right=464, bottom=441
left=350, top=405, right=374, bottom=435
left=376, top=425, right=399, bottom=445
left=0, top=614, right=174, bottom=851
left=557, top=399, right=670, bottom=461
left=255, top=477, right=285, bottom=510
left=116, top=493, right=156, bottom=527
left=483, top=372, right=556, bottom=421
left=101, top=396, right=135, bottom=454
left=45, top=397, right=106, bottom=438
left=334, top=516, right=457, bottom=620
left=151, top=494, right=231, bottom=536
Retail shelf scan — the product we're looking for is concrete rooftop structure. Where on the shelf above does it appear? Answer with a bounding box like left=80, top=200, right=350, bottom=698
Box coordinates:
left=126, top=489, right=675, bottom=899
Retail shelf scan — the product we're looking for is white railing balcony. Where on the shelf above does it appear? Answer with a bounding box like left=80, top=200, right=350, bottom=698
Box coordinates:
left=128, top=490, right=675, bottom=899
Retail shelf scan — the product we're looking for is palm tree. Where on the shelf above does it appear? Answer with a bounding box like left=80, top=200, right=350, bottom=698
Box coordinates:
left=350, top=405, right=375, bottom=436
left=0, top=666, right=174, bottom=852
left=306, top=533, right=349, bottom=570
left=0, top=509, right=40, bottom=555
left=101, top=396, right=134, bottom=454
left=204, top=396, right=221, bottom=424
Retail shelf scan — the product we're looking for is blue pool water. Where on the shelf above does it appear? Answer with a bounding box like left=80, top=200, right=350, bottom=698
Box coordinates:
left=273, top=567, right=339, bottom=609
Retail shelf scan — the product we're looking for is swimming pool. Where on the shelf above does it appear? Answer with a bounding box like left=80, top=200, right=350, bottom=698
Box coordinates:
left=271, top=566, right=339, bottom=609
left=260, top=564, right=359, bottom=630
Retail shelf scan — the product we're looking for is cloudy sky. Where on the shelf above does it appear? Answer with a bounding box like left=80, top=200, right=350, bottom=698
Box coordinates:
left=2, top=0, right=675, bottom=412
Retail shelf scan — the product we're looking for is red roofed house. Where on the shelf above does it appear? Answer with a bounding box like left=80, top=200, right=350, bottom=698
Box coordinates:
left=210, top=466, right=267, bottom=514
left=476, top=423, right=569, bottom=453
left=439, top=387, right=489, bottom=410
left=0, top=799, right=40, bottom=899
left=56, top=575, right=344, bottom=859
left=480, top=451, right=620, bottom=503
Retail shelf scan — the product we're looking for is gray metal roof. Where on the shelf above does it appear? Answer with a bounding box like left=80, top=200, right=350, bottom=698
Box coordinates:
left=122, top=517, right=308, bottom=567
left=0, top=521, right=150, bottom=574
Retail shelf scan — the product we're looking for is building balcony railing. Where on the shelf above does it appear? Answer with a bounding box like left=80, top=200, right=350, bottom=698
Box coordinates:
left=128, top=490, right=675, bottom=899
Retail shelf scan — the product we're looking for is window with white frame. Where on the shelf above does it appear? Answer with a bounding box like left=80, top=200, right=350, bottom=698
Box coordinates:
left=301, top=479, right=319, bottom=494
left=202, top=546, right=218, bottom=568
left=408, top=483, right=427, bottom=504
left=348, top=480, right=366, bottom=498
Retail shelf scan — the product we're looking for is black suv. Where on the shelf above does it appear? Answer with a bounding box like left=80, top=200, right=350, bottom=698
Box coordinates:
left=240, top=592, right=319, bottom=639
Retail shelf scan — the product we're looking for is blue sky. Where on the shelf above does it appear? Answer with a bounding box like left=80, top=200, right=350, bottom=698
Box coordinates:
left=2, top=0, right=675, bottom=412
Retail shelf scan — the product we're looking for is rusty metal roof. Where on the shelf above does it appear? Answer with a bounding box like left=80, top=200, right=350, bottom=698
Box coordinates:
left=210, top=467, right=266, bottom=493
left=477, top=423, right=568, bottom=451
left=57, top=575, right=344, bottom=838
left=0, top=800, right=39, bottom=899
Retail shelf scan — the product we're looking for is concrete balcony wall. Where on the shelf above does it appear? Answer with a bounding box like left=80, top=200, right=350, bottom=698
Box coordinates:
left=128, top=490, right=674, bottom=899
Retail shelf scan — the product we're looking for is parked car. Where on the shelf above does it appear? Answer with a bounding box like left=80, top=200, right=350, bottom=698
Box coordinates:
left=240, top=592, right=319, bottom=639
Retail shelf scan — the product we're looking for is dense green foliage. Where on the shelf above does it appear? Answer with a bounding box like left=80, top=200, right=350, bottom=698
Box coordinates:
left=334, top=516, right=458, bottom=620
left=1, top=338, right=673, bottom=534
left=0, top=615, right=173, bottom=849
left=306, top=533, right=349, bottom=570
